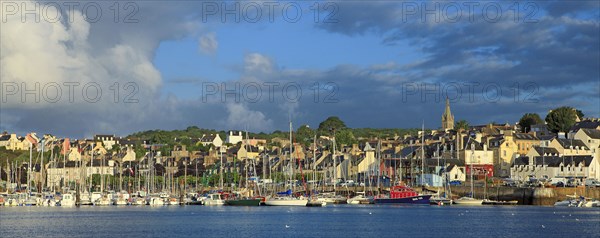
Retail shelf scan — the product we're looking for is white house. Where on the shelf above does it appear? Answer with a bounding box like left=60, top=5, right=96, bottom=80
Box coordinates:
left=226, top=131, right=243, bottom=145
left=510, top=155, right=597, bottom=182
left=574, top=128, right=600, bottom=154
left=199, top=134, right=223, bottom=147
left=95, top=134, right=117, bottom=150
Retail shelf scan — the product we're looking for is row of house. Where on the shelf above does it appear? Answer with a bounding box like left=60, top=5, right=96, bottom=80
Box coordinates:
left=4, top=99, right=600, bottom=188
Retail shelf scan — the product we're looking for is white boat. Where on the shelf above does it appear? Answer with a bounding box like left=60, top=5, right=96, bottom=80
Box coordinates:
left=3, top=194, right=19, bottom=206
left=94, top=196, right=112, bottom=206
left=203, top=193, right=225, bottom=206
left=114, top=197, right=129, bottom=206
left=60, top=193, right=76, bottom=207
left=91, top=192, right=103, bottom=204
left=23, top=196, right=39, bottom=206
left=454, top=145, right=483, bottom=206
left=588, top=200, right=600, bottom=207
left=130, top=197, right=146, bottom=205
left=306, top=198, right=327, bottom=207
left=430, top=195, right=453, bottom=205
left=347, top=193, right=370, bottom=205
left=453, top=196, right=483, bottom=205
left=554, top=194, right=583, bottom=207
left=264, top=196, right=308, bottom=206
left=168, top=197, right=180, bottom=205
left=149, top=197, right=165, bottom=206
left=79, top=192, right=93, bottom=206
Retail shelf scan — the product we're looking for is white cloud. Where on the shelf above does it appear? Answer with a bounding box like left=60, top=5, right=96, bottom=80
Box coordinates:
left=244, top=53, right=274, bottom=74
left=198, top=32, right=218, bottom=55
left=224, top=103, right=273, bottom=132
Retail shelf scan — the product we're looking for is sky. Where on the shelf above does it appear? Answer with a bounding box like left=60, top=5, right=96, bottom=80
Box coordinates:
left=1, top=1, right=599, bottom=139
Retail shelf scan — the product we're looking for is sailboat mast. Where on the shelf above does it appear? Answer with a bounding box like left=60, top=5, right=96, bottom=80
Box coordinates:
left=376, top=139, right=380, bottom=195
left=313, top=135, right=316, bottom=190
left=219, top=149, right=223, bottom=190
left=470, top=143, right=475, bottom=198
left=28, top=143, right=32, bottom=195
left=333, top=130, right=336, bottom=192
left=421, top=122, right=425, bottom=186
left=41, top=138, right=45, bottom=192
left=90, top=144, right=94, bottom=192
left=289, top=120, right=293, bottom=192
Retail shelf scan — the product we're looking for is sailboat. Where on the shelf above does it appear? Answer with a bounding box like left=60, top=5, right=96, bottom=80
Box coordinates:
left=306, top=135, right=327, bottom=207
left=430, top=145, right=453, bottom=205
left=453, top=143, right=482, bottom=206
left=204, top=149, right=226, bottom=206
left=226, top=131, right=262, bottom=206
left=264, top=120, right=308, bottom=206
left=481, top=168, right=517, bottom=205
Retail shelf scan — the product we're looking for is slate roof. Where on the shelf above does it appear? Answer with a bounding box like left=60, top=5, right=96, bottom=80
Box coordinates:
left=513, top=155, right=593, bottom=167
left=556, top=138, right=589, bottom=150
left=581, top=128, right=600, bottom=139
left=571, top=120, right=600, bottom=131
left=532, top=146, right=560, bottom=156
left=513, top=133, right=538, bottom=140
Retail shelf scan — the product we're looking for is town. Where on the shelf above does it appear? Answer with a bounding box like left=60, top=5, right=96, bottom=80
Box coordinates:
left=1, top=99, right=599, bottom=207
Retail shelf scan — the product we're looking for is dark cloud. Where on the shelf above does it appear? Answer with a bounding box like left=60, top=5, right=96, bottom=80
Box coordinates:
left=2, top=1, right=598, bottom=138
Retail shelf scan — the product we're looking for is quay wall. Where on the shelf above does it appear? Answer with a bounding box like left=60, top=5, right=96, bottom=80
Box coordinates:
left=448, top=186, right=600, bottom=205
left=207, top=185, right=600, bottom=206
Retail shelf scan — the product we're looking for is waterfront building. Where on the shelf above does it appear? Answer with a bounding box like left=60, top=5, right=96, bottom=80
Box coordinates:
left=513, top=133, right=539, bottom=156
left=511, top=154, right=598, bottom=183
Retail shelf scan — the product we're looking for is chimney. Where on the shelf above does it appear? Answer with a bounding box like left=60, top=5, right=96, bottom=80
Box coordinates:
left=558, top=132, right=566, bottom=139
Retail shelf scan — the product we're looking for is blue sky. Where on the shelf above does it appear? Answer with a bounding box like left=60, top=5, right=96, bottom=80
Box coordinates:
left=1, top=1, right=599, bottom=138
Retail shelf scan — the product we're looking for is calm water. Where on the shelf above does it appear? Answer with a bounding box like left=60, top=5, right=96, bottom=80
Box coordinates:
left=1, top=205, right=599, bottom=237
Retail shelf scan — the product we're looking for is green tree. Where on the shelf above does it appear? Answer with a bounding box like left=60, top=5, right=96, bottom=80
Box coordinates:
left=545, top=106, right=578, bottom=134
left=317, top=116, right=347, bottom=136
left=296, top=124, right=315, bottom=147
left=455, top=120, right=469, bottom=131
left=576, top=110, right=584, bottom=120
left=335, top=129, right=356, bottom=147
left=518, top=113, right=543, bottom=133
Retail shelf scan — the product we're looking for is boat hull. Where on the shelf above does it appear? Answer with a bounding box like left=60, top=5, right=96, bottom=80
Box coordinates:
left=482, top=199, right=518, bottom=205
left=225, top=199, right=261, bottom=206
left=264, top=199, right=308, bottom=206
left=429, top=198, right=453, bottom=205
left=454, top=197, right=483, bottom=205
left=375, top=195, right=432, bottom=204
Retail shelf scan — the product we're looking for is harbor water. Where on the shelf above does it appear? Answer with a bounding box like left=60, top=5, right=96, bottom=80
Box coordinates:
left=1, top=205, right=599, bottom=237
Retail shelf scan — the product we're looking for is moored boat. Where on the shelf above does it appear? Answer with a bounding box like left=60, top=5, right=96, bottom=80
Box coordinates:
left=60, top=193, right=76, bottom=207
left=429, top=195, right=453, bottom=205
left=306, top=198, right=327, bottom=207
left=148, top=196, right=165, bottom=206
left=204, top=193, right=225, bottom=206
left=374, top=185, right=431, bottom=204
left=453, top=196, right=483, bottom=206
left=225, top=198, right=262, bottom=206
left=347, top=193, right=371, bottom=205
left=481, top=199, right=518, bottom=205
left=264, top=196, right=308, bottom=206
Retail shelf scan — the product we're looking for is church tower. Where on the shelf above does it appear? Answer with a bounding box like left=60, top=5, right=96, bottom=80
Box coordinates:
left=442, top=97, right=454, bottom=130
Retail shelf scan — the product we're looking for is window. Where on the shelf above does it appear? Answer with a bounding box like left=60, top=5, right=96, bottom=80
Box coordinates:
left=561, top=166, right=564, bottom=172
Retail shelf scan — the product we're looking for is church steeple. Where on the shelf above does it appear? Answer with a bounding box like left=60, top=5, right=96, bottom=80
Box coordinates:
left=442, top=97, right=454, bottom=130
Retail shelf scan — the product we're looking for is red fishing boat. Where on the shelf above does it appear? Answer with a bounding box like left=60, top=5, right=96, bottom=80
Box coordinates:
left=374, top=185, right=431, bottom=204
